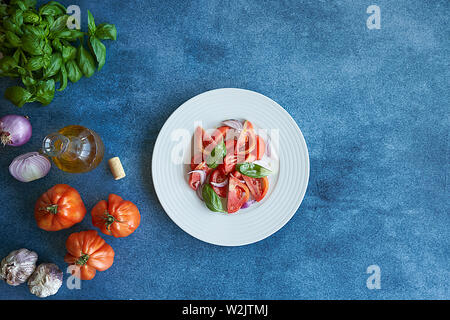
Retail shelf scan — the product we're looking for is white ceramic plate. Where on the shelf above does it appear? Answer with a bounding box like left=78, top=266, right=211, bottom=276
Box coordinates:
left=152, top=88, right=309, bottom=246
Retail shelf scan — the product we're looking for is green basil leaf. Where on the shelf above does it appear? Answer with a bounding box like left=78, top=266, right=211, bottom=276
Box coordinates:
left=3, top=19, right=22, bottom=36
left=43, top=52, right=62, bottom=78
left=202, top=184, right=226, bottom=213
left=207, top=139, right=226, bottom=169
left=52, top=38, right=62, bottom=52
left=43, top=42, right=53, bottom=55
left=52, top=29, right=84, bottom=41
left=12, top=49, right=21, bottom=63
left=61, top=44, right=76, bottom=62
left=57, top=63, right=67, bottom=91
left=21, top=75, right=36, bottom=87
left=50, top=15, right=68, bottom=32
left=66, top=60, right=82, bottom=83
left=76, top=44, right=96, bottom=78
left=5, top=86, right=33, bottom=107
left=23, top=25, right=46, bottom=38
left=11, top=9, right=24, bottom=27
left=23, top=11, right=40, bottom=24
left=39, top=3, right=64, bottom=16
left=10, top=0, right=27, bottom=11
left=87, top=10, right=96, bottom=35
left=95, top=23, right=117, bottom=41
left=17, top=66, right=27, bottom=76
left=0, top=56, right=18, bottom=72
left=34, top=79, right=55, bottom=105
left=5, top=31, right=22, bottom=47
left=21, top=34, right=44, bottom=55
left=0, top=4, right=7, bottom=16
left=11, top=0, right=36, bottom=10
left=45, top=15, right=54, bottom=27
left=25, top=55, right=45, bottom=71
left=45, top=1, right=65, bottom=11
left=89, top=36, right=106, bottom=71
left=236, top=162, right=272, bottom=178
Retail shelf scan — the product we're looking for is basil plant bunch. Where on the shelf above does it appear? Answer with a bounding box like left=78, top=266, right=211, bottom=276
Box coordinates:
left=0, top=0, right=117, bottom=107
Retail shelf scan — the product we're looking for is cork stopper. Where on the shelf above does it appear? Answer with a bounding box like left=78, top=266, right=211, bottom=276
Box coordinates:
left=108, top=157, right=126, bottom=180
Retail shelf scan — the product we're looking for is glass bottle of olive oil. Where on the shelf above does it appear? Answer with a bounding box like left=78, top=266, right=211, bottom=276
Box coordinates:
left=42, top=125, right=105, bottom=173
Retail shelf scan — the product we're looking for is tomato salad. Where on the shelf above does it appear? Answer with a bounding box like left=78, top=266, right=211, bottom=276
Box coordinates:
left=188, top=119, right=274, bottom=214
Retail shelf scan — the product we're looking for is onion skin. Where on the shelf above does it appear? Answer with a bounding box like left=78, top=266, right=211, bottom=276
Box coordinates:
left=241, top=200, right=256, bottom=209
left=9, top=152, right=51, bottom=182
left=222, top=119, right=243, bottom=132
left=0, top=115, right=32, bottom=147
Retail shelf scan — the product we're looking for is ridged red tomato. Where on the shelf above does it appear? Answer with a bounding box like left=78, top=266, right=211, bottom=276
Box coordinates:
left=91, top=194, right=141, bottom=238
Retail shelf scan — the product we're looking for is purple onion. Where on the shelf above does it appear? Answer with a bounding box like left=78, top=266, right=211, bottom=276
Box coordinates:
left=210, top=179, right=228, bottom=188
left=9, top=152, right=51, bottom=182
left=265, top=135, right=272, bottom=158
left=222, top=119, right=243, bottom=132
left=0, top=115, right=32, bottom=147
left=241, top=200, right=257, bottom=209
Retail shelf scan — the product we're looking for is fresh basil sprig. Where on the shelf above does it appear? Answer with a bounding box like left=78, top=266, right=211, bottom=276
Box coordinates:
left=202, top=184, right=226, bottom=213
left=237, top=162, right=272, bottom=178
left=206, top=139, right=226, bottom=169
left=0, top=1, right=117, bottom=107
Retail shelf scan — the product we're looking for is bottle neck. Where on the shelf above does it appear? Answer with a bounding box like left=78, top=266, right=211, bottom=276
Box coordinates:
left=42, top=133, right=70, bottom=157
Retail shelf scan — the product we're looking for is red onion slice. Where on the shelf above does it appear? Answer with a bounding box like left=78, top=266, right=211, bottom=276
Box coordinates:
left=210, top=179, right=228, bottom=188
left=187, top=170, right=206, bottom=185
left=265, top=135, right=272, bottom=158
left=241, top=200, right=256, bottom=209
left=196, top=183, right=204, bottom=201
left=222, top=119, right=243, bottom=132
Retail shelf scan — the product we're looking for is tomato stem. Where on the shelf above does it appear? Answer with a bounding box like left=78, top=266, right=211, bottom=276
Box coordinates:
left=76, top=253, right=89, bottom=266
left=46, top=205, right=58, bottom=214
left=103, top=211, right=116, bottom=231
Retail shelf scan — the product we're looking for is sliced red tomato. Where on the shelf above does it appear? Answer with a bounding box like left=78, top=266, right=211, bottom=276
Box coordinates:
left=236, top=120, right=257, bottom=157
left=256, top=135, right=265, bottom=160
left=223, top=153, right=237, bottom=174
left=244, top=135, right=266, bottom=162
left=232, top=170, right=243, bottom=180
left=227, top=175, right=250, bottom=214
left=193, top=126, right=214, bottom=165
left=211, top=126, right=229, bottom=143
left=189, top=161, right=211, bottom=191
left=203, top=126, right=230, bottom=155
left=225, top=137, right=237, bottom=153
left=245, top=139, right=257, bottom=162
left=242, top=176, right=269, bottom=202
left=190, top=156, right=198, bottom=171
left=210, top=168, right=228, bottom=198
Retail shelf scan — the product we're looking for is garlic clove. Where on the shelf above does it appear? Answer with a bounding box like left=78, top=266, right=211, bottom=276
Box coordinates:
left=28, top=263, right=63, bottom=298
left=0, top=248, right=38, bottom=286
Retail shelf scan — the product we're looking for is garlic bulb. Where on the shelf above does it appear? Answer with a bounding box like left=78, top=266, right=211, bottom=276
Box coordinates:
left=0, top=248, right=38, bottom=286
left=28, top=263, right=63, bottom=298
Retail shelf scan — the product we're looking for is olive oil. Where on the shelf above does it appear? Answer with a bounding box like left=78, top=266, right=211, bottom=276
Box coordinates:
left=42, top=125, right=105, bottom=173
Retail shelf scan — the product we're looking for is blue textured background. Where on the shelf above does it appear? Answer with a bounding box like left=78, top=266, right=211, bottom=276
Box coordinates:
left=0, top=0, right=448, bottom=300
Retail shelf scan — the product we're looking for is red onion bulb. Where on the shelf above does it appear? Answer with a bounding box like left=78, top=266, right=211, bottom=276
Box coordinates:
left=9, top=152, right=51, bottom=182
left=0, top=115, right=32, bottom=147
